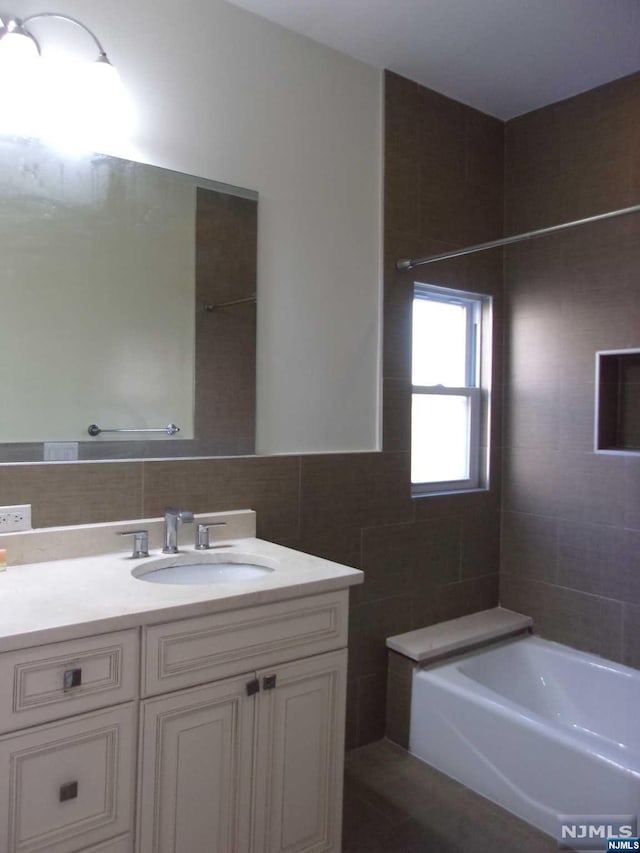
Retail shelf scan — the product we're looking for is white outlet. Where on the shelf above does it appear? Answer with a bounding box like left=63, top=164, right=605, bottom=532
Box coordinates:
left=0, top=504, right=32, bottom=532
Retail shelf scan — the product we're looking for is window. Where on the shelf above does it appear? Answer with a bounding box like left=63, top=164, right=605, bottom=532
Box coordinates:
left=411, top=283, right=491, bottom=495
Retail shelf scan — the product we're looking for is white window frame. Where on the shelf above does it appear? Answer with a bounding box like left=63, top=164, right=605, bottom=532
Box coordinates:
left=411, top=283, right=488, bottom=496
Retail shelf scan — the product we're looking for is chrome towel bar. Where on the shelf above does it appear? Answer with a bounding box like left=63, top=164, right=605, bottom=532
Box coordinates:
left=87, top=423, right=180, bottom=437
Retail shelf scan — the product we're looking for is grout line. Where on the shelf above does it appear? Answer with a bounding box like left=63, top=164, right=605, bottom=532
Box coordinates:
left=296, top=456, right=302, bottom=543
left=140, top=460, right=146, bottom=519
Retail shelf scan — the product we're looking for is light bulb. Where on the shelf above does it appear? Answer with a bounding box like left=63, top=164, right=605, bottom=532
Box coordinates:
left=37, top=53, right=134, bottom=153
left=0, top=22, right=43, bottom=136
left=0, top=22, right=40, bottom=67
left=85, top=55, right=135, bottom=141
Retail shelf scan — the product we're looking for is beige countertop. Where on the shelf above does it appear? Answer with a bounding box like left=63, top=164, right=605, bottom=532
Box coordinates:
left=0, top=511, right=362, bottom=652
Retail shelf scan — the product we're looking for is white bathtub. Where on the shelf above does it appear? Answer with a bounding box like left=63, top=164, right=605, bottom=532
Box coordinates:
left=410, top=635, right=640, bottom=838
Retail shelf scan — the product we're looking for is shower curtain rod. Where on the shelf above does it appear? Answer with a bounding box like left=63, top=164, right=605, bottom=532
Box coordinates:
left=395, top=202, right=640, bottom=272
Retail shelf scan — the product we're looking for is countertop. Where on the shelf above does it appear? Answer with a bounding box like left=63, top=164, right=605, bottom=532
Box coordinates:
left=0, top=512, right=362, bottom=651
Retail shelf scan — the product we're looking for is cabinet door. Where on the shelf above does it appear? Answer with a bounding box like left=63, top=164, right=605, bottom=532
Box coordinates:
left=137, top=674, right=257, bottom=853
left=253, top=649, right=347, bottom=853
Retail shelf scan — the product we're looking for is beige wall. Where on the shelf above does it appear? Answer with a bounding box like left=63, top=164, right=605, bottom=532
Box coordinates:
left=6, top=0, right=382, bottom=454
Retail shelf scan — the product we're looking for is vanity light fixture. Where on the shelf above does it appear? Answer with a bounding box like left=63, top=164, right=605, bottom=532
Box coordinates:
left=0, top=11, right=130, bottom=144
left=0, top=12, right=118, bottom=77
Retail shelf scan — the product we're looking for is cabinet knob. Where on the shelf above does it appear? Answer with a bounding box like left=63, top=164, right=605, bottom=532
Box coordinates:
left=263, top=675, right=277, bottom=691
left=246, top=678, right=260, bottom=696
left=63, top=668, right=82, bottom=690
left=59, top=781, right=78, bottom=802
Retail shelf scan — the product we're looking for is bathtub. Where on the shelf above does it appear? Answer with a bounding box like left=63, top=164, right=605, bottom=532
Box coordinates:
left=410, top=635, right=640, bottom=839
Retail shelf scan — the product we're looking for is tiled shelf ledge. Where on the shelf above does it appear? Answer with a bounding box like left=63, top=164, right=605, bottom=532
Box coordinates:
left=386, top=607, right=533, bottom=664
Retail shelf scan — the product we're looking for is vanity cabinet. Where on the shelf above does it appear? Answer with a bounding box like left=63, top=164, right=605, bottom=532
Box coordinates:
left=0, top=588, right=350, bottom=853
left=137, top=590, right=348, bottom=853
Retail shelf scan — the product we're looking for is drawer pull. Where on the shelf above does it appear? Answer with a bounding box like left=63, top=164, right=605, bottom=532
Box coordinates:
left=63, top=668, right=82, bottom=690
left=246, top=678, right=260, bottom=697
left=59, top=781, right=78, bottom=802
left=263, top=675, right=277, bottom=691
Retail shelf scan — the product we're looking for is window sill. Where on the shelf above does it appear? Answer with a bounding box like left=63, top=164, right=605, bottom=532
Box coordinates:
left=411, top=486, right=490, bottom=500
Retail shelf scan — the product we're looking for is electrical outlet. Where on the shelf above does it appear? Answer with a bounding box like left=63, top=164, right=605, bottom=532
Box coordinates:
left=43, top=442, right=79, bottom=462
left=0, top=505, right=32, bottom=533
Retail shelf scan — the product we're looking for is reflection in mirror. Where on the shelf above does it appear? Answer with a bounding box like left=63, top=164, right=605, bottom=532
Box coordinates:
left=0, top=136, right=257, bottom=462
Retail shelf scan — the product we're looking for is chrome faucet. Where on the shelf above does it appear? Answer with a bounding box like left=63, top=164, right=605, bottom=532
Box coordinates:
left=162, top=508, right=194, bottom=553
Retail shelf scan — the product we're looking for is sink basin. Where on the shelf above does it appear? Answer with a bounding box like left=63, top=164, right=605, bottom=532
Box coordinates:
left=132, top=553, right=276, bottom=585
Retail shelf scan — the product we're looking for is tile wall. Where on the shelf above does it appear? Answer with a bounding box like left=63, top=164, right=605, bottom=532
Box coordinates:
left=194, top=188, right=257, bottom=456
left=501, top=72, right=640, bottom=666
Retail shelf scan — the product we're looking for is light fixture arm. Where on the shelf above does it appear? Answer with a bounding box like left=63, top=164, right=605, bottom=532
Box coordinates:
left=21, top=12, right=109, bottom=59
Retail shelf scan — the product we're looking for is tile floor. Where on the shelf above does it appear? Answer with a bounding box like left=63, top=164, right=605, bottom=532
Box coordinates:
left=343, top=739, right=557, bottom=852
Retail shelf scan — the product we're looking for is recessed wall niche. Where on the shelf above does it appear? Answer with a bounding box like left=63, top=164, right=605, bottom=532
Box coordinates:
left=595, top=348, right=640, bottom=453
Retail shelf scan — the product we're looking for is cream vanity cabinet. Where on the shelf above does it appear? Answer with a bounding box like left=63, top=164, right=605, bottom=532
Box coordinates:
left=0, top=629, right=139, bottom=853
left=137, top=588, right=349, bottom=853
left=0, top=586, right=349, bottom=853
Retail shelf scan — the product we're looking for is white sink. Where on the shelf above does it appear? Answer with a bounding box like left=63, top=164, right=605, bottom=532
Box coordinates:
left=132, top=552, right=276, bottom=585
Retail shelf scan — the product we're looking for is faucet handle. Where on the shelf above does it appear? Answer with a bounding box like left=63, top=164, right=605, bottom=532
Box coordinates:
left=117, top=529, right=149, bottom=558
left=195, top=522, right=227, bottom=550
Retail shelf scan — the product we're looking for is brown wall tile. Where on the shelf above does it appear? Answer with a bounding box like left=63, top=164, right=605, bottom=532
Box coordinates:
left=300, top=452, right=413, bottom=536
left=500, top=574, right=623, bottom=661
left=142, top=456, right=300, bottom=543
left=385, top=651, right=414, bottom=748
left=438, top=574, right=500, bottom=623
left=460, top=510, right=501, bottom=579
left=502, top=72, right=640, bottom=667
left=502, top=449, right=564, bottom=517
left=356, top=673, right=388, bottom=746
left=382, top=378, right=412, bottom=453
left=501, top=511, right=558, bottom=583
left=0, top=463, right=143, bottom=527
left=466, top=108, right=505, bottom=193
left=622, top=603, right=640, bottom=668
left=349, top=595, right=415, bottom=679
left=625, top=456, right=640, bottom=531
left=557, top=522, right=640, bottom=605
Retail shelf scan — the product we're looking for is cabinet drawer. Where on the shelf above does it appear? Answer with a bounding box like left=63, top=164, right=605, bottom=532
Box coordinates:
left=0, top=703, right=136, bottom=853
left=142, top=590, right=348, bottom=696
left=0, top=630, right=139, bottom=734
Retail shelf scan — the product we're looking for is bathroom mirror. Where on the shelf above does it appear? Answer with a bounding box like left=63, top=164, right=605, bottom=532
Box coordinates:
left=0, top=135, right=257, bottom=462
